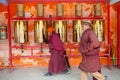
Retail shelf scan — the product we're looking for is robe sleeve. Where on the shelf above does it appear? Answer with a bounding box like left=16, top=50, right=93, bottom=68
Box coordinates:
left=51, top=34, right=64, bottom=51
left=85, top=31, right=100, bottom=55
left=85, top=48, right=100, bottom=56
left=49, top=33, right=64, bottom=54
left=78, top=44, right=88, bottom=54
left=49, top=43, right=60, bottom=54
left=87, top=31, right=100, bottom=51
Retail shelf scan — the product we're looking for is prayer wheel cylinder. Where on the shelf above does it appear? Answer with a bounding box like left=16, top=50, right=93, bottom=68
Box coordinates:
left=56, top=4, right=64, bottom=17
left=75, top=4, right=82, bottom=17
left=37, top=4, right=44, bottom=17
left=97, top=20, right=104, bottom=41
left=93, top=20, right=104, bottom=41
left=14, top=21, right=28, bottom=43
left=0, top=26, right=7, bottom=40
left=34, top=20, right=48, bottom=43
left=94, top=4, right=102, bottom=16
left=54, top=21, right=67, bottom=42
left=17, top=4, right=24, bottom=17
left=73, top=20, right=82, bottom=42
left=24, top=21, right=29, bottom=42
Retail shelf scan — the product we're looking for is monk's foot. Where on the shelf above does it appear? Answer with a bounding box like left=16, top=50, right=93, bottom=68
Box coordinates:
left=45, top=72, right=53, bottom=76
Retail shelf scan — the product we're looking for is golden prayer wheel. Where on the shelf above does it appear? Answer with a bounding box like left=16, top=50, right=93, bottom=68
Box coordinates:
left=93, top=20, right=104, bottom=41
left=37, top=4, right=44, bottom=17
left=17, top=4, right=24, bottom=17
left=34, top=20, right=48, bottom=43
left=0, top=26, right=7, bottom=40
left=73, top=20, right=83, bottom=42
left=56, top=4, right=64, bottom=17
left=75, top=4, right=82, bottom=17
left=14, top=21, right=28, bottom=43
left=54, top=21, right=67, bottom=42
left=94, top=4, right=102, bottom=16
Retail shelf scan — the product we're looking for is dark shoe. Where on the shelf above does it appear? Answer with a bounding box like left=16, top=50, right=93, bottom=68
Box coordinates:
left=45, top=72, right=53, bottom=76
left=63, top=69, right=69, bottom=74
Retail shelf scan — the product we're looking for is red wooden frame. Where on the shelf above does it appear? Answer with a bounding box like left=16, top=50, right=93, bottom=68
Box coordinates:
left=12, top=17, right=104, bottom=21
left=99, top=44, right=111, bottom=68
left=8, top=0, right=110, bottom=68
left=8, top=0, right=12, bottom=68
left=10, top=0, right=106, bottom=3
left=117, top=2, right=120, bottom=68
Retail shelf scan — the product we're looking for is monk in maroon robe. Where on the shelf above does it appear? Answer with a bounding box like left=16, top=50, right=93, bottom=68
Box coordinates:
left=45, top=27, right=68, bottom=76
left=78, top=21, right=105, bottom=80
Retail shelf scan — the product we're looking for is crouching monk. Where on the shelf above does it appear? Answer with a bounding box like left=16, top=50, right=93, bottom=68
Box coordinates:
left=45, top=27, right=68, bottom=76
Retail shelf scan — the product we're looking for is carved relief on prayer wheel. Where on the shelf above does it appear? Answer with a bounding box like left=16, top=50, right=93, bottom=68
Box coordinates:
left=37, top=4, right=44, bottom=17
left=94, top=4, right=102, bottom=16
left=54, top=21, right=67, bottom=42
left=75, top=4, right=82, bottom=17
left=14, top=21, right=28, bottom=43
left=17, top=4, right=24, bottom=17
left=73, top=20, right=83, bottom=42
left=56, top=4, right=64, bottom=17
left=34, top=20, right=48, bottom=43
left=0, top=26, right=7, bottom=40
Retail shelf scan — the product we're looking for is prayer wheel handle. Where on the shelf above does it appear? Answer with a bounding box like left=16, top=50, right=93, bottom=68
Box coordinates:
left=40, top=43, right=43, bottom=52
left=21, top=44, right=24, bottom=53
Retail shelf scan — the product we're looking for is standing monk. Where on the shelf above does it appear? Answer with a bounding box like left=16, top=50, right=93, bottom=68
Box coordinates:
left=78, top=20, right=105, bottom=80
left=45, top=27, right=68, bottom=76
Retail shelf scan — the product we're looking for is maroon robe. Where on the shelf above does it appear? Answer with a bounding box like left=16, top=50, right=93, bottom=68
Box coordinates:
left=78, top=28, right=101, bottom=72
left=48, top=32, right=66, bottom=73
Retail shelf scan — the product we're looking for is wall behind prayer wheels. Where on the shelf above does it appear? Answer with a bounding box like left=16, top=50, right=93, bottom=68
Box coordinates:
left=0, top=2, right=118, bottom=67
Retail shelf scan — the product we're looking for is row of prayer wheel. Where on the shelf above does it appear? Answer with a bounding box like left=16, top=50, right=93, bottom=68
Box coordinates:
left=73, top=20, right=104, bottom=42
left=17, top=3, right=102, bottom=17
left=75, top=4, right=102, bottom=16
left=14, top=20, right=67, bottom=43
left=14, top=20, right=104, bottom=43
